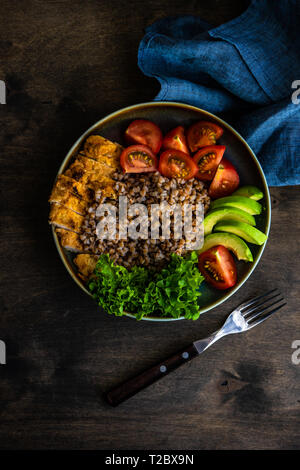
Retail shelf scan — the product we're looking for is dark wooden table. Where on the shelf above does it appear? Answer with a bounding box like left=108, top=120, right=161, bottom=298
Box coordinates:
left=0, top=0, right=299, bottom=450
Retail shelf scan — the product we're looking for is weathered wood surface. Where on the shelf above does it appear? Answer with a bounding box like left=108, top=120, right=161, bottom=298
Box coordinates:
left=0, top=0, right=299, bottom=450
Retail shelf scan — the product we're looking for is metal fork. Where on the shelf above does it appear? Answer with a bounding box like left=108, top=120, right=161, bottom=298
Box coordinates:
left=106, top=289, right=286, bottom=406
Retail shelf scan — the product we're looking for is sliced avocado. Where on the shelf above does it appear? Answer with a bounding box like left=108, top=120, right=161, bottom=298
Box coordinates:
left=214, top=220, right=267, bottom=245
left=232, top=185, right=264, bottom=201
left=210, top=195, right=262, bottom=215
left=198, top=232, right=253, bottom=262
left=204, top=207, right=256, bottom=236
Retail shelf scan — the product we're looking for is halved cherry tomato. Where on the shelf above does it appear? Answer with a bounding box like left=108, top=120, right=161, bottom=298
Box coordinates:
left=125, top=119, right=163, bottom=154
left=187, top=121, right=223, bottom=152
left=159, top=149, right=198, bottom=180
left=208, top=157, right=240, bottom=199
left=120, top=145, right=158, bottom=173
left=162, top=126, right=190, bottom=155
left=198, top=245, right=237, bottom=290
left=193, top=145, right=226, bottom=181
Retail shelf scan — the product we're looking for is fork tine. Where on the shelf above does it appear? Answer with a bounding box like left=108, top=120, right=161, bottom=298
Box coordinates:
left=239, top=288, right=278, bottom=312
left=248, top=302, right=286, bottom=328
left=246, top=297, right=284, bottom=323
left=243, top=292, right=282, bottom=317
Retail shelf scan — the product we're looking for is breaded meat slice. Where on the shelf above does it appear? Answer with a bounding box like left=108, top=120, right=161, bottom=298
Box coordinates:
left=83, top=135, right=123, bottom=167
left=65, top=155, right=116, bottom=184
left=54, top=174, right=94, bottom=202
left=80, top=175, right=116, bottom=199
left=66, top=164, right=117, bottom=199
left=64, top=157, right=118, bottom=199
left=74, top=254, right=99, bottom=281
left=56, top=228, right=87, bottom=253
left=49, top=203, right=84, bottom=233
left=64, top=163, right=115, bottom=191
left=76, top=154, right=119, bottom=173
left=49, top=185, right=88, bottom=216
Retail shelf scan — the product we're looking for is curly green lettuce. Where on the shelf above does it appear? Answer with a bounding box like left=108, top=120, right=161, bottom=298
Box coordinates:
left=88, top=251, right=204, bottom=320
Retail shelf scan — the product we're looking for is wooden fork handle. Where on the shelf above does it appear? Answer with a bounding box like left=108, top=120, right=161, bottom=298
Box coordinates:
left=106, top=343, right=198, bottom=407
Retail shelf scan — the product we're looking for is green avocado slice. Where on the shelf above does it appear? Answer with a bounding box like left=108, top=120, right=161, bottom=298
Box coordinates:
left=232, top=185, right=264, bottom=201
left=214, top=220, right=267, bottom=245
left=198, top=232, right=253, bottom=262
left=204, top=207, right=256, bottom=236
left=210, top=195, right=262, bottom=215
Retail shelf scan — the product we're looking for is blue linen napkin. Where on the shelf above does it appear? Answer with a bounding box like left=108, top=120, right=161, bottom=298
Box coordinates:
left=138, top=0, right=300, bottom=186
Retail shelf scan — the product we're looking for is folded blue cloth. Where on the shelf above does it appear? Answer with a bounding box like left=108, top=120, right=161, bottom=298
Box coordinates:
left=138, top=0, right=300, bottom=186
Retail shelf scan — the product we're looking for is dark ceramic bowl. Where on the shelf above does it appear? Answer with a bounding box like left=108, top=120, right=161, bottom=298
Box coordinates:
left=52, top=102, right=271, bottom=321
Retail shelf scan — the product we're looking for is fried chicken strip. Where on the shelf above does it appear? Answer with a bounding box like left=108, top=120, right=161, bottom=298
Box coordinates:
left=49, top=203, right=84, bottom=233
left=49, top=186, right=87, bottom=216
left=74, top=254, right=99, bottom=281
left=55, top=228, right=89, bottom=253
left=53, top=174, right=94, bottom=202
left=83, top=135, right=123, bottom=167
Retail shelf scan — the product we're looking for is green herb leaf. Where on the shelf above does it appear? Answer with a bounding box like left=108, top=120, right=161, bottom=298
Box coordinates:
left=88, top=251, right=204, bottom=320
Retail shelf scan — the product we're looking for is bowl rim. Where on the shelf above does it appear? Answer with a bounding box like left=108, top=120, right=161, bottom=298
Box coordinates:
left=51, top=101, right=271, bottom=322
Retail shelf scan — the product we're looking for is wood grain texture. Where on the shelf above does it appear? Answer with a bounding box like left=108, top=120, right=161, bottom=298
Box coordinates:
left=0, top=0, right=299, bottom=450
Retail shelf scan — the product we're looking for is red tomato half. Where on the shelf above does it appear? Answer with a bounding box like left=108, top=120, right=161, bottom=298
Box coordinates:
left=187, top=121, right=223, bottom=152
left=208, top=157, right=240, bottom=199
left=159, top=149, right=198, bottom=180
left=162, top=126, right=190, bottom=155
left=125, top=119, right=163, bottom=154
left=120, top=145, right=158, bottom=173
left=193, top=145, right=226, bottom=181
left=198, top=245, right=237, bottom=290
